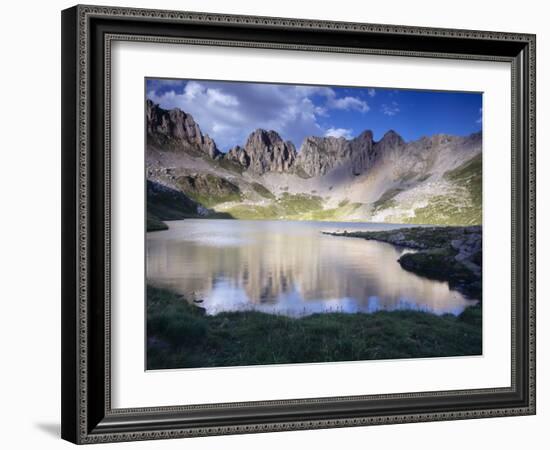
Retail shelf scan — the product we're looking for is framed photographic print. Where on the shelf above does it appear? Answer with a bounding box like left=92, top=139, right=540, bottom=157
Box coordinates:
left=61, top=4, right=536, bottom=444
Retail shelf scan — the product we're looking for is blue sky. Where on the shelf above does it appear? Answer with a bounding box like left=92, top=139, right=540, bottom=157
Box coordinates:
left=146, top=78, right=482, bottom=151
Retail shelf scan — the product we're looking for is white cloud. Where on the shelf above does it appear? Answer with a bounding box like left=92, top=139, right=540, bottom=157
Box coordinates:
left=368, top=88, right=376, bottom=97
left=314, top=105, right=329, bottom=116
left=381, top=101, right=400, bottom=116
left=323, top=89, right=370, bottom=112
left=205, top=88, right=239, bottom=107
left=328, top=96, right=369, bottom=112
left=147, top=81, right=370, bottom=150
left=476, top=107, right=482, bottom=124
left=325, top=127, right=354, bottom=139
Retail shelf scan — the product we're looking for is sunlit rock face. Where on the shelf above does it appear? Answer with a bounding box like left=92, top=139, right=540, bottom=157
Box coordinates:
left=240, top=129, right=297, bottom=175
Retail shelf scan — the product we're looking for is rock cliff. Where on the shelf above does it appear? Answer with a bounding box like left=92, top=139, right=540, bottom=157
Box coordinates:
left=146, top=100, right=221, bottom=159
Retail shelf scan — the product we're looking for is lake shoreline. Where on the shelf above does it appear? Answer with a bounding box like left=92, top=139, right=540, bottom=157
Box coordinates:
left=148, top=219, right=477, bottom=317
left=323, top=225, right=482, bottom=300
left=147, top=285, right=481, bottom=370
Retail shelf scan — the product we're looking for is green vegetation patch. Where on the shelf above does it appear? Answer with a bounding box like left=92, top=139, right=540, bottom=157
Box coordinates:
left=372, top=187, right=404, bottom=211
left=250, top=182, right=275, bottom=199
left=147, top=179, right=235, bottom=221
left=445, top=153, right=482, bottom=206
left=403, top=153, right=482, bottom=226
left=402, top=195, right=479, bottom=226
left=215, top=157, right=244, bottom=175
left=304, top=202, right=362, bottom=221
left=277, top=192, right=323, bottom=215
left=175, top=173, right=242, bottom=207
left=220, top=203, right=281, bottom=220
left=147, top=285, right=482, bottom=370
left=398, top=249, right=480, bottom=299
left=147, top=180, right=200, bottom=220
left=223, top=193, right=324, bottom=220
left=223, top=194, right=363, bottom=221
left=372, top=154, right=481, bottom=226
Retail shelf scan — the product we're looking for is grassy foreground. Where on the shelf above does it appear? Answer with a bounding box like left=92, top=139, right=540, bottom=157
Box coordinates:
left=147, top=285, right=481, bottom=370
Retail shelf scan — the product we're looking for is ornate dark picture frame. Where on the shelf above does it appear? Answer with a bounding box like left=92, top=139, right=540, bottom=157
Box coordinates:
left=61, top=4, right=536, bottom=444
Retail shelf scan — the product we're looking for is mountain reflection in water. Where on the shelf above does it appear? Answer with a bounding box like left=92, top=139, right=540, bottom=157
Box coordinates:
left=146, top=219, right=477, bottom=317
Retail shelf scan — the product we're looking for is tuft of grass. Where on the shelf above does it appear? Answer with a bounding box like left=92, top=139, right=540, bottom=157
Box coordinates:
left=146, top=285, right=482, bottom=370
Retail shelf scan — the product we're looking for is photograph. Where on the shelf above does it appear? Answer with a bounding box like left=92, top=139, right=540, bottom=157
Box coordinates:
left=56, top=3, right=536, bottom=444
left=145, top=78, right=483, bottom=370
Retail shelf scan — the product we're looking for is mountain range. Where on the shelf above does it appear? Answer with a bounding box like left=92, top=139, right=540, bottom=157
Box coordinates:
left=146, top=100, right=482, bottom=226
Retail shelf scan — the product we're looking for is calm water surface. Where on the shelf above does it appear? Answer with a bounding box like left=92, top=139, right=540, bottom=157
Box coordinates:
left=147, top=219, right=477, bottom=317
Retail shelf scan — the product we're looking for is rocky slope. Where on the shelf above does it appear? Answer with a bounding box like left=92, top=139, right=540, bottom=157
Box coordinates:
left=145, top=101, right=482, bottom=225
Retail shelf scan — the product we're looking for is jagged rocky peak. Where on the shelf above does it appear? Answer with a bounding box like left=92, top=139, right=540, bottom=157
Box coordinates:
left=461, top=130, right=482, bottom=148
left=201, top=135, right=220, bottom=159
left=146, top=100, right=221, bottom=159
left=369, top=130, right=406, bottom=164
left=348, top=130, right=376, bottom=175
left=413, top=131, right=481, bottom=152
left=146, top=101, right=481, bottom=184
left=418, top=133, right=459, bottom=149
left=354, top=129, right=374, bottom=144
left=226, top=145, right=250, bottom=167
left=239, top=129, right=297, bottom=175
left=376, top=129, right=405, bottom=148
left=246, top=129, right=284, bottom=148
left=296, top=130, right=375, bottom=178
left=297, top=136, right=350, bottom=177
